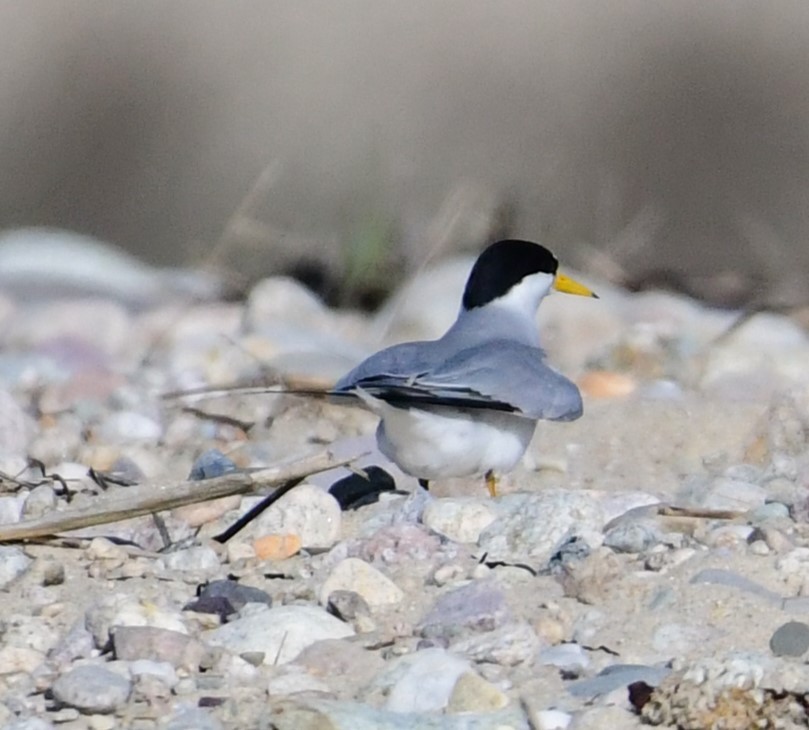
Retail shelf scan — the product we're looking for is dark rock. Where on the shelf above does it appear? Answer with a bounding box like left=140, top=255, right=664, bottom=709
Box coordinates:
left=770, top=621, right=809, bottom=657
left=188, top=449, right=238, bottom=481
left=329, top=466, right=400, bottom=510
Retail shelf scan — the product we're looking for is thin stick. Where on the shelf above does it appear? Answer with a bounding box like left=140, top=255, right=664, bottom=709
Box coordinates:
left=0, top=450, right=358, bottom=542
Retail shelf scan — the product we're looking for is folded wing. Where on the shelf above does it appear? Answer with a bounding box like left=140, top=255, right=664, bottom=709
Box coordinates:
left=334, top=340, right=582, bottom=422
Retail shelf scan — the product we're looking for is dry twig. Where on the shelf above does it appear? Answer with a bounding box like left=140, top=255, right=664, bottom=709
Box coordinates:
left=0, top=449, right=358, bottom=543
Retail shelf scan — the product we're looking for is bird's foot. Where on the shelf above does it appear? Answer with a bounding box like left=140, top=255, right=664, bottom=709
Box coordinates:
left=485, top=470, right=498, bottom=498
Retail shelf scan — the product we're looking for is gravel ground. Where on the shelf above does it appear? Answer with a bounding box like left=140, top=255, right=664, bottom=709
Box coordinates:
left=2, top=247, right=809, bottom=729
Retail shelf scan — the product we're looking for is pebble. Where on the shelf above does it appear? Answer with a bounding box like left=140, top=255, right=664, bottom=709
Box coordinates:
left=326, top=589, right=373, bottom=622
left=250, top=483, right=342, bottom=549
left=533, top=710, right=573, bottom=730
left=204, top=604, right=354, bottom=665
left=0, top=545, right=33, bottom=588
left=128, top=659, right=179, bottom=689
left=0, top=646, right=45, bottom=674
left=319, top=558, right=404, bottom=609
left=450, top=621, right=540, bottom=665
left=384, top=648, right=471, bottom=713
left=6, top=719, right=56, bottom=730
left=163, top=707, right=226, bottom=730
left=769, top=621, right=809, bottom=657
left=294, top=638, right=386, bottom=689
left=421, top=498, right=497, bottom=543
left=86, top=595, right=189, bottom=648
left=21, top=485, right=57, bottom=519
left=51, top=665, right=132, bottom=714
left=187, top=448, right=238, bottom=480
left=446, top=671, right=509, bottom=712
left=0, top=389, right=36, bottom=456
left=419, top=580, right=512, bottom=640
left=267, top=670, right=332, bottom=696
left=159, top=545, right=221, bottom=578
left=700, top=477, right=768, bottom=511
left=112, top=626, right=205, bottom=670
left=0, top=494, right=25, bottom=525
left=478, top=491, right=604, bottom=567
left=568, top=664, right=671, bottom=698
left=185, top=578, right=272, bottom=617
left=602, top=518, right=662, bottom=553
left=254, top=533, right=302, bottom=560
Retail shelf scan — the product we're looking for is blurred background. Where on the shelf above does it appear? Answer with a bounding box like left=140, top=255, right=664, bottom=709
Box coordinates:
left=3, top=1, right=809, bottom=309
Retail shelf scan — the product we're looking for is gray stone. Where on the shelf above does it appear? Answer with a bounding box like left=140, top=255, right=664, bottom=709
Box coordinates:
left=0, top=546, right=32, bottom=588
left=478, top=491, right=604, bottom=567
left=204, top=604, right=354, bottom=665
left=422, top=498, right=497, bottom=543
left=0, top=494, right=25, bottom=525
left=450, top=621, right=540, bottom=666
left=750, top=502, right=790, bottom=523
left=701, top=477, right=768, bottom=511
left=603, top=519, right=662, bottom=553
left=447, top=671, right=509, bottom=713
left=568, top=664, right=671, bottom=698
left=294, top=638, right=386, bottom=689
left=770, top=621, right=809, bottom=657
left=185, top=578, right=272, bottom=616
left=384, top=648, right=471, bottom=713
left=326, top=590, right=372, bottom=622
left=188, top=448, right=238, bottom=480
left=112, top=626, right=205, bottom=670
left=319, top=558, right=404, bottom=609
left=419, top=580, right=512, bottom=640
left=52, top=664, right=132, bottom=714
left=159, top=544, right=221, bottom=577
left=6, top=719, right=56, bottom=730
left=0, top=389, right=36, bottom=457
left=162, top=706, right=226, bottom=730
left=22, top=485, right=57, bottom=519
left=128, top=659, right=179, bottom=688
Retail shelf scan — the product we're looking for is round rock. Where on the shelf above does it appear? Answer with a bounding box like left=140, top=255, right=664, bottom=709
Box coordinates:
left=319, top=558, right=404, bottom=609
left=0, top=546, right=33, bottom=588
left=204, top=604, right=354, bottom=665
left=251, top=483, right=341, bottom=549
left=52, top=664, right=132, bottom=714
left=422, top=498, right=497, bottom=543
left=770, top=621, right=809, bottom=657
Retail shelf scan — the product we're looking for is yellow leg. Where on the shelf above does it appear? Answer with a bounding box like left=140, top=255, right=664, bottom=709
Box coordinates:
left=485, top=470, right=498, bottom=498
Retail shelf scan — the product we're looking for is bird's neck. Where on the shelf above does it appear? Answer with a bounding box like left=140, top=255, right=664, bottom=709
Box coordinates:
left=448, top=302, right=542, bottom=348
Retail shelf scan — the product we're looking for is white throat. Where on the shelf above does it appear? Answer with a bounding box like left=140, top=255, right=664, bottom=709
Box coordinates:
left=451, top=271, right=554, bottom=348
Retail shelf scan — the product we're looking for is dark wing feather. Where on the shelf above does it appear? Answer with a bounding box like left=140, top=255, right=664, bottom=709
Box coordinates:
left=335, top=339, right=582, bottom=422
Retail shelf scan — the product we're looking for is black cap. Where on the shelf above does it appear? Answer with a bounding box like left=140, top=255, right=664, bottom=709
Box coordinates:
left=462, top=239, right=558, bottom=310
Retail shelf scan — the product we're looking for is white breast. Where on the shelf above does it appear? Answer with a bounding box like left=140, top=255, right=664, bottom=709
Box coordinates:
left=373, top=401, right=537, bottom=480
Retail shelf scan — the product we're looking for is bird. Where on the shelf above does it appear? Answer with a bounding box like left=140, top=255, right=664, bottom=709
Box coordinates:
left=331, top=239, right=597, bottom=497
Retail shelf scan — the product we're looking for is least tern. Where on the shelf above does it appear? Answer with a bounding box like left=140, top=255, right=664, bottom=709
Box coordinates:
left=332, top=239, right=597, bottom=497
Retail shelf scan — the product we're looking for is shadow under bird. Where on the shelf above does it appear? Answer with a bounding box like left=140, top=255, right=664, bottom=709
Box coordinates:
left=331, top=238, right=598, bottom=496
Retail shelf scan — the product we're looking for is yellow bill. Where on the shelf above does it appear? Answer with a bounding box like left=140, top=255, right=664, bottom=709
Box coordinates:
left=554, top=272, right=598, bottom=298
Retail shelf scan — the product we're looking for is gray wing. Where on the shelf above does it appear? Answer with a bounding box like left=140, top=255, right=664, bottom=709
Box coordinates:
left=334, top=339, right=582, bottom=422
left=334, top=339, right=451, bottom=390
